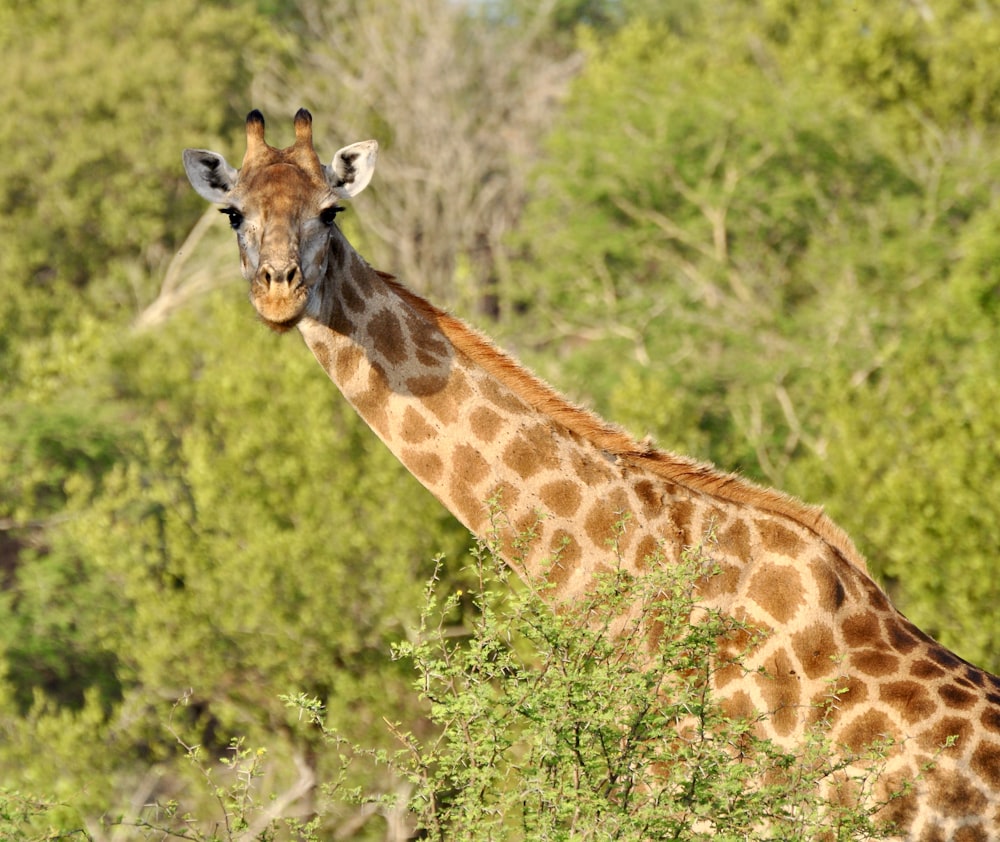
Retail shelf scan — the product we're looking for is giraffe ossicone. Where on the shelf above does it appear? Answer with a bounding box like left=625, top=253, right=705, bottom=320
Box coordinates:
left=184, top=109, right=1000, bottom=840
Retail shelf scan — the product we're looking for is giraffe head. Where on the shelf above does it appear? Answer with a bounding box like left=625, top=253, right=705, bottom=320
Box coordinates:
left=183, top=109, right=378, bottom=332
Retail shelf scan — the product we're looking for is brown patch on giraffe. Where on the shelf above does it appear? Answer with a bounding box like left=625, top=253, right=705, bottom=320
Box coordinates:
left=885, top=619, right=921, bottom=655
left=849, top=648, right=900, bottom=677
left=339, top=274, right=365, bottom=313
left=583, top=488, right=630, bottom=550
left=469, top=406, right=504, bottom=442
left=401, top=305, right=450, bottom=361
left=838, top=708, right=893, bottom=753
left=452, top=442, right=490, bottom=487
left=309, top=337, right=333, bottom=371
left=911, top=658, right=947, bottom=680
left=400, top=406, right=436, bottom=445
left=809, top=674, right=868, bottom=727
left=721, top=689, right=756, bottom=721
left=719, top=518, right=751, bottom=562
left=917, top=715, right=972, bottom=752
left=412, top=371, right=473, bottom=427
left=696, top=561, right=740, bottom=601
left=756, top=647, right=801, bottom=737
left=971, top=741, right=1000, bottom=789
left=352, top=362, right=391, bottom=437
left=939, top=682, right=978, bottom=711
left=538, top=479, right=583, bottom=518
left=449, top=476, right=486, bottom=531
left=406, top=372, right=448, bottom=397
left=669, top=498, right=694, bottom=548
left=747, top=563, right=803, bottom=625
left=790, top=622, right=838, bottom=680
left=715, top=624, right=760, bottom=689
left=929, top=771, right=989, bottom=819
left=545, top=529, right=580, bottom=591
left=879, top=680, right=937, bottom=725
left=632, top=534, right=661, bottom=571
left=809, top=552, right=848, bottom=612
left=569, top=448, right=615, bottom=486
left=335, top=344, right=364, bottom=384
left=953, top=825, right=990, bottom=842
left=982, top=707, right=1000, bottom=735
left=401, top=448, right=443, bottom=485
left=840, top=611, right=883, bottom=648
left=479, top=373, right=530, bottom=415
left=367, top=307, right=408, bottom=366
left=486, top=480, right=520, bottom=512
left=754, top=518, right=806, bottom=557
left=633, top=479, right=661, bottom=518
left=503, top=424, right=559, bottom=479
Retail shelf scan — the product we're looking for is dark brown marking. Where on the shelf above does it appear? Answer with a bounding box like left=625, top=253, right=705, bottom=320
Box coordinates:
left=334, top=345, right=364, bottom=384
left=367, top=308, right=408, bottom=365
left=570, top=449, right=615, bottom=486
left=669, top=498, right=694, bottom=548
left=917, top=715, right=971, bottom=752
left=927, top=645, right=964, bottom=670
left=450, top=476, right=485, bottom=530
left=849, top=649, right=899, bottom=677
left=939, top=683, right=977, bottom=710
left=633, top=534, right=661, bottom=571
left=452, top=442, right=490, bottom=487
left=340, top=275, right=365, bottom=314
left=809, top=552, right=847, bottom=612
left=538, top=479, right=583, bottom=518
left=634, top=479, right=661, bottom=517
left=401, top=448, right=443, bottom=485
left=480, top=374, right=529, bottom=414
left=911, top=658, right=947, bottom=680
left=756, top=648, right=801, bottom=737
left=469, top=406, right=504, bottom=442
left=971, top=741, right=1000, bottom=789
left=755, top=518, right=806, bottom=557
left=879, top=680, right=937, bottom=725
left=502, top=424, right=558, bottom=480
left=402, top=308, right=450, bottom=360
left=352, top=362, right=391, bottom=437
left=583, top=488, right=629, bottom=549
left=747, top=564, right=803, bottom=625
left=840, top=611, right=883, bottom=648
left=400, top=406, right=436, bottom=445
left=885, top=620, right=920, bottom=654
left=929, top=773, right=989, bottom=818
left=839, top=709, right=893, bottom=753
left=697, top=561, right=740, bottom=601
left=719, top=518, right=751, bottom=562
left=982, top=707, right=1000, bottom=735
left=419, top=371, right=473, bottom=427
left=790, top=622, right=838, bottom=680
left=546, top=529, right=580, bottom=590
left=810, top=675, right=868, bottom=727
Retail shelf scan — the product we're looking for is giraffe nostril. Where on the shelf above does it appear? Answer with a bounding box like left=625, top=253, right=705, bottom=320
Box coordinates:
left=287, top=264, right=297, bottom=285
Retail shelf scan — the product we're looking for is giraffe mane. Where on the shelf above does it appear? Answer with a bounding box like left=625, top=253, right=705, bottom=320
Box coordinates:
left=375, top=270, right=870, bottom=576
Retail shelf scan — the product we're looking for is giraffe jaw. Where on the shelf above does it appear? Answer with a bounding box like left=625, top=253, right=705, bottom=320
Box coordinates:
left=249, top=281, right=311, bottom=333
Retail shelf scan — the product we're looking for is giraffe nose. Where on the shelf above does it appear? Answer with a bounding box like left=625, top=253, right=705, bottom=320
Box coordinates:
left=258, top=261, right=301, bottom=288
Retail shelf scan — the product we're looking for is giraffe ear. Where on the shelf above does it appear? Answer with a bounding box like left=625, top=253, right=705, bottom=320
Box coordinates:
left=183, top=149, right=239, bottom=203
left=326, top=140, right=378, bottom=199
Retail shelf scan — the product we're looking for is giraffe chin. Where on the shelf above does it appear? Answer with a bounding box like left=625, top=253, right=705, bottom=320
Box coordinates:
left=250, top=297, right=308, bottom=334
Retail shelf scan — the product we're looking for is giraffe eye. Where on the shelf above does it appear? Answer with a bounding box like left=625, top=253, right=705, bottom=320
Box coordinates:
left=220, top=207, right=244, bottom=230
left=319, top=205, right=345, bottom=227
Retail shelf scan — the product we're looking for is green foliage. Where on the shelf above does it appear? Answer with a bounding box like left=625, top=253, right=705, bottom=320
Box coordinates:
left=507, top=4, right=1000, bottom=671
left=0, top=0, right=279, bottom=355
left=289, top=531, right=896, bottom=840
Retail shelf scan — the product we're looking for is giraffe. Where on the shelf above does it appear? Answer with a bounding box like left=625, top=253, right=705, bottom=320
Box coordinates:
left=183, top=109, right=1000, bottom=839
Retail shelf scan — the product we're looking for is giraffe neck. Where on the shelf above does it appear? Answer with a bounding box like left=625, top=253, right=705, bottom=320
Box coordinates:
left=294, top=242, right=1000, bottom=838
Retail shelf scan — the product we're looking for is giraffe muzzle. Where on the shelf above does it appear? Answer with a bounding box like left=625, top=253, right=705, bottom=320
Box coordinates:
left=251, top=260, right=309, bottom=332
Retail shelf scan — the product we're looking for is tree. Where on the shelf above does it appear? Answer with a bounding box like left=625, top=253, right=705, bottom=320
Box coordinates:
left=252, top=0, right=580, bottom=314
